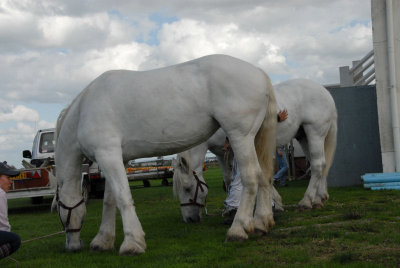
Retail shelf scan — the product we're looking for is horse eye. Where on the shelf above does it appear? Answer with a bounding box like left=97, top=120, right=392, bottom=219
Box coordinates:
left=184, top=187, right=191, bottom=193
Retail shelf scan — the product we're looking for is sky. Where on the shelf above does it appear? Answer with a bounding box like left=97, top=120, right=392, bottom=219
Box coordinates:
left=0, top=0, right=373, bottom=168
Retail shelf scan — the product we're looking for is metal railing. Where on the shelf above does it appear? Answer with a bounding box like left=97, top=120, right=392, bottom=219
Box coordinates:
left=339, top=49, right=376, bottom=87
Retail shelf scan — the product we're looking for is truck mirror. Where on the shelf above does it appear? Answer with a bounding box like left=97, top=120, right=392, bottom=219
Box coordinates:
left=23, top=150, right=32, bottom=159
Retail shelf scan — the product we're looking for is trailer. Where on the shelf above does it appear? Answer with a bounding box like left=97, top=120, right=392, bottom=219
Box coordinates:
left=126, top=165, right=174, bottom=187
left=8, top=166, right=57, bottom=202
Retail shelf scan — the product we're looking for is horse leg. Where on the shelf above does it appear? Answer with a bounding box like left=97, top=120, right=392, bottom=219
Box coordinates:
left=226, top=137, right=263, bottom=241
left=252, top=164, right=275, bottom=236
left=95, top=149, right=146, bottom=256
left=90, top=180, right=116, bottom=251
left=297, top=128, right=326, bottom=210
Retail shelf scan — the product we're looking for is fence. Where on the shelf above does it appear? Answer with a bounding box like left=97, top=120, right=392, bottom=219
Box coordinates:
left=325, top=49, right=376, bottom=88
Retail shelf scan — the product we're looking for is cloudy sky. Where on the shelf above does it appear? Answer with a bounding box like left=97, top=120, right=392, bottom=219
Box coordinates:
left=0, top=0, right=372, bottom=167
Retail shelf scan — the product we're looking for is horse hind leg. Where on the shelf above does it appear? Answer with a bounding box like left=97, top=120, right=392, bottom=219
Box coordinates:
left=297, top=127, right=327, bottom=210
left=95, top=148, right=146, bottom=256
left=90, top=180, right=116, bottom=251
left=226, top=137, right=268, bottom=241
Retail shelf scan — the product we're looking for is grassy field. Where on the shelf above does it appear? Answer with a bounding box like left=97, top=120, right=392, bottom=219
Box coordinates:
left=2, top=167, right=400, bottom=267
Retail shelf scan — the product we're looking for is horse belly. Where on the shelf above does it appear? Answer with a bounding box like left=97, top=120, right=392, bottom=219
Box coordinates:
left=119, top=115, right=219, bottom=160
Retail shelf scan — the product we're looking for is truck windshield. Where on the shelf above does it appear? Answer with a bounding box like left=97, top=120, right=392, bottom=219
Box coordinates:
left=39, top=132, right=55, bottom=153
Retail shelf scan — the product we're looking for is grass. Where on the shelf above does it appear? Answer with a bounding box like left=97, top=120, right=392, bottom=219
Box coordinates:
left=2, top=167, right=400, bottom=267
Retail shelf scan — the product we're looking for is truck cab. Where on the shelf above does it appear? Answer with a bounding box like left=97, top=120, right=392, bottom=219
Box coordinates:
left=23, top=128, right=55, bottom=167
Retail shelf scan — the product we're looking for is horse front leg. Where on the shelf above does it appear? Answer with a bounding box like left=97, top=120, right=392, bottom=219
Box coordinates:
left=95, top=150, right=146, bottom=256
left=90, top=180, right=116, bottom=251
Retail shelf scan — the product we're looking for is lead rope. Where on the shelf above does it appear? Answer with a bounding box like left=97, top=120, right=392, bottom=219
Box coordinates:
left=5, top=256, right=19, bottom=268
left=3, top=230, right=66, bottom=268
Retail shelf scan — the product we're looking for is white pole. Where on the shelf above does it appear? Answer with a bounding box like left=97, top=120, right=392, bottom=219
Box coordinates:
left=386, top=0, right=400, bottom=171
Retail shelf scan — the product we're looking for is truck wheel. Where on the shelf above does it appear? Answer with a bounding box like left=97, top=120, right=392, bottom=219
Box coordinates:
left=82, top=180, right=90, bottom=204
left=143, top=180, right=151, bottom=187
left=162, top=178, right=169, bottom=186
left=31, top=196, right=44, bottom=204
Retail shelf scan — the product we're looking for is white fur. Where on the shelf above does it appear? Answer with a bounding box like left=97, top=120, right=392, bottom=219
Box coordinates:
left=174, top=78, right=337, bottom=217
left=55, top=55, right=277, bottom=254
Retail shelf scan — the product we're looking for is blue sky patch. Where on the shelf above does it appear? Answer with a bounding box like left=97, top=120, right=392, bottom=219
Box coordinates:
left=141, top=13, right=179, bottom=46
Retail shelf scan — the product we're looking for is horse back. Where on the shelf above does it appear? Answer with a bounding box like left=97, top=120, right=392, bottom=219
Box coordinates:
left=73, top=55, right=269, bottom=159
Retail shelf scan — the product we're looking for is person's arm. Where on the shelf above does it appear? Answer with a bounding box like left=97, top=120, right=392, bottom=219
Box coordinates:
left=0, top=191, right=10, bottom=232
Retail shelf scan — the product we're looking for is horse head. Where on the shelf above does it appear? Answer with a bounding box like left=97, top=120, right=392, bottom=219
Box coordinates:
left=172, top=153, right=208, bottom=223
left=56, top=183, right=86, bottom=252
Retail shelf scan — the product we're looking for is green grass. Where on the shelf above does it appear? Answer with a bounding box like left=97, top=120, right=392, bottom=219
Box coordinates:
left=2, top=167, right=400, bottom=267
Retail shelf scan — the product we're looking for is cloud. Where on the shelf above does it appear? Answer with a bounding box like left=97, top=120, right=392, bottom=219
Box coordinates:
left=0, top=0, right=373, bottom=167
left=0, top=104, right=40, bottom=123
left=153, top=19, right=288, bottom=72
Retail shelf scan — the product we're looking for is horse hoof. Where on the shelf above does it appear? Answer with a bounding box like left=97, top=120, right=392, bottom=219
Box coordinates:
left=119, top=245, right=145, bottom=256
left=119, top=238, right=146, bottom=256
left=226, top=226, right=248, bottom=242
left=90, top=243, right=114, bottom=252
left=254, top=228, right=267, bottom=237
left=297, top=205, right=312, bottom=212
left=90, top=233, right=115, bottom=252
left=312, top=203, right=323, bottom=209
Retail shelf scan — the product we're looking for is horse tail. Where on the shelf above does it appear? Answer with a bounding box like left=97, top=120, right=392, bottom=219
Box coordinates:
left=322, top=112, right=337, bottom=178
left=255, top=71, right=277, bottom=184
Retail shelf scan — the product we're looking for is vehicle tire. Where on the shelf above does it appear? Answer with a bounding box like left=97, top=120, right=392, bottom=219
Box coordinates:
left=143, top=180, right=151, bottom=187
left=31, top=196, right=44, bottom=204
left=94, top=190, right=104, bottom=199
left=162, top=178, right=169, bottom=186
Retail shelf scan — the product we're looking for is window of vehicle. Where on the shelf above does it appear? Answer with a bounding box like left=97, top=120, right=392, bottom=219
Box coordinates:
left=39, top=132, right=55, bottom=153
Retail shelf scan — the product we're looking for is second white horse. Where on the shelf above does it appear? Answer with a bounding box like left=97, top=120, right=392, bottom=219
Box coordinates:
left=173, top=78, right=337, bottom=222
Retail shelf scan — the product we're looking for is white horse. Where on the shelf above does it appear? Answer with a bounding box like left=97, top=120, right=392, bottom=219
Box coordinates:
left=173, top=78, right=337, bottom=222
left=54, top=54, right=277, bottom=255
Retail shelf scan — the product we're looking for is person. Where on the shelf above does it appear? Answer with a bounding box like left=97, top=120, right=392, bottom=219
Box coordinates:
left=222, top=110, right=288, bottom=224
left=274, top=146, right=289, bottom=187
left=0, top=162, right=21, bottom=260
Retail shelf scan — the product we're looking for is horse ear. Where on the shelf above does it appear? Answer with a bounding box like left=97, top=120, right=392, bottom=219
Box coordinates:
left=180, top=157, right=190, bottom=174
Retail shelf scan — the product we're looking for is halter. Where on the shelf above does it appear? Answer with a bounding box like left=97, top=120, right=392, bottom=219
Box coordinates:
left=180, top=170, right=208, bottom=208
left=56, top=188, right=85, bottom=233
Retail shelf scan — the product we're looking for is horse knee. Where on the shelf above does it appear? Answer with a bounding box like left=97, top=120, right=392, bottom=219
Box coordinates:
left=311, top=159, right=326, bottom=175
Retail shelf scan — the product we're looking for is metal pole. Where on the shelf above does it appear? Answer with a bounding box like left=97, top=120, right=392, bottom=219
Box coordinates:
left=386, top=0, right=400, bottom=171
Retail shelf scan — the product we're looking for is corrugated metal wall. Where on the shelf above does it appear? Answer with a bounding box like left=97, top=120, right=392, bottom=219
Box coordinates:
left=327, top=85, right=382, bottom=187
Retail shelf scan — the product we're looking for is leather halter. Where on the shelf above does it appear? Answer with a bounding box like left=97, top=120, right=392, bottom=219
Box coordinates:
left=56, top=188, right=85, bottom=233
left=180, top=170, right=208, bottom=208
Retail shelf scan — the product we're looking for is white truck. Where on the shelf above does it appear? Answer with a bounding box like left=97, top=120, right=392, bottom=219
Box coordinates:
left=8, top=128, right=105, bottom=203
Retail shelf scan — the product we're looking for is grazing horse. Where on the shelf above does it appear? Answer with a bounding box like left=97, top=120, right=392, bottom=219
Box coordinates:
left=54, top=54, right=277, bottom=255
left=173, top=79, right=337, bottom=222
left=173, top=128, right=284, bottom=223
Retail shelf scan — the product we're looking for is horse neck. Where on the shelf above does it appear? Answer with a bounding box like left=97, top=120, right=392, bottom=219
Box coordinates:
left=187, top=143, right=208, bottom=174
